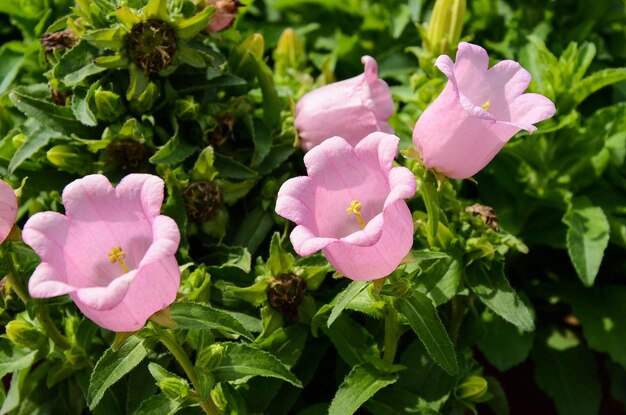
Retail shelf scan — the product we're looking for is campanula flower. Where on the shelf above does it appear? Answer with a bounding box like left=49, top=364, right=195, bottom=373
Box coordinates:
left=0, top=180, right=17, bottom=243
left=276, top=132, right=416, bottom=281
left=413, top=42, right=556, bottom=179
left=295, top=56, right=394, bottom=152
left=23, top=174, right=180, bottom=332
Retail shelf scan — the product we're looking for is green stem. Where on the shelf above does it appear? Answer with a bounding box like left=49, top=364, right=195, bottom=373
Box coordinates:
left=37, top=310, right=71, bottom=350
left=449, top=295, right=467, bottom=345
left=157, top=329, right=222, bottom=415
left=383, top=305, right=400, bottom=365
left=420, top=175, right=440, bottom=248
left=5, top=272, right=29, bottom=304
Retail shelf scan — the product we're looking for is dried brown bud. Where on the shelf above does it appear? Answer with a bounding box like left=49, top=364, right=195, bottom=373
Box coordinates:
left=40, top=30, right=78, bottom=53
left=126, top=19, right=178, bottom=74
left=267, top=273, right=307, bottom=323
left=206, top=114, right=235, bottom=148
left=206, top=0, right=242, bottom=32
left=106, top=139, right=152, bottom=170
left=51, top=88, right=71, bottom=106
left=183, top=181, right=222, bottom=223
left=465, top=203, right=499, bottom=232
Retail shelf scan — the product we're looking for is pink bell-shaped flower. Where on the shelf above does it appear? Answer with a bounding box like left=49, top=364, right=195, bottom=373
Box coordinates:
left=413, top=42, right=556, bottom=179
left=295, top=56, right=395, bottom=152
left=23, top=174, right=181, bottom=332
left=0, top=180, right=17, bottom=243
left=276, top=132, right=416, bottom=281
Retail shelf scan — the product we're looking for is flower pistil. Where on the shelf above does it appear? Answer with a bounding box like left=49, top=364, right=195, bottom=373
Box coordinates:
left=108, top=246, right=129, bottom=273
left=347, top=200, right=366, bottom=229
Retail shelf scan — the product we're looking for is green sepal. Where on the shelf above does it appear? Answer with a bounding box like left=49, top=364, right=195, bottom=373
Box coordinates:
left=176, top=6, right=214, bottom=40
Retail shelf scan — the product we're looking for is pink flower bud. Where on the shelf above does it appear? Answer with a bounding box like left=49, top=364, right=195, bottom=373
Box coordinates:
left=413, top=42, right=556, bottom=179
left=0, top=180, right=17, bottom=243
left=206, top=0, right=241, bottom=32
left=295, top=56, right=395, bottom=152
left=276, top=132, right=416, bottom=281
left=23, top=174, right=181, bottom=332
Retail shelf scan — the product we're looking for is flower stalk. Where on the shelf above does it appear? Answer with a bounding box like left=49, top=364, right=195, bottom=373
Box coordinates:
left=383, top=304, right=400, bottom=365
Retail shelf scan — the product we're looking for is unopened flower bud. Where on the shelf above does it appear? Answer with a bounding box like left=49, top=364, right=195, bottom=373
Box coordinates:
left=206, top=0, right=242, bottom=32
left=426, top=0, right=466, bottom=55
left=40, top=30, right=78, bottom=53
left=47, top=145, right=88, bottom=174
left=94, top=88, right=125, bottom=122
left=455, top=375, right=488, bottom=402
left=6, top=320, right=47, bottom=350
left=157, top=376, right=190, bottom=400
left=197, top=343, right=225, bottom=370
left=129, top=82, right=159, bottom=113
left=174, top=96, right=199, bottom=120
left=274, top=28, right=305, bottom=77
left=12, top=134, right=26, bottom=149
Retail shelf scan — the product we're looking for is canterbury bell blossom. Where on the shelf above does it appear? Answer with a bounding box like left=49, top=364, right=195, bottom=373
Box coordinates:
left=0, top=180, right=17, bottom=243
left=295, top=56, right=394, bottom=152
left=276, top=132, right=416, bottom=281
left=413, top=42, right=556, bottom=179
left=23, top=174, right=180, bottom=332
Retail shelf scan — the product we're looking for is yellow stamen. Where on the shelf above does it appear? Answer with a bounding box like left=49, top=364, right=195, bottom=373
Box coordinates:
left=481, top=100, right=490, bottom=110
left=346, top=200, right=366, bottom=229
left=108, top=246, right=129, bottom=273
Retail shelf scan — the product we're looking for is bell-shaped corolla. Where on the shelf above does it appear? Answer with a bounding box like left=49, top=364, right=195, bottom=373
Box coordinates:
left=276, top=132, right=416, bottom=281
left=0, top=180, right=17, bottom=243
left=295, top=56, right=395, bottom=152
left=412, top=42, right=556, bottom=179
left=23, top=174, right=181, bottom=332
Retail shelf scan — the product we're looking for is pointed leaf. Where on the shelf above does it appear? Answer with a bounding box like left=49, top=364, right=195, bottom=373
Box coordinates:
left=176, top=7, right=214, bottom=39
left=169, top=302, right=253, bottom=340
left=267, top=232, right=294, bottom=277
left=327, top=281, right=368, bottom=327
left=394, top=290, right=458, bottom=375
left=329, top=364, right=397, bottom=415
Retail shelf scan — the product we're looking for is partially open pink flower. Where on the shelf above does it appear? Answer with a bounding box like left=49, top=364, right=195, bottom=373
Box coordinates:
left=413, top=42, right=556, bottom=179
left=295, top=56, right=394, bottom=152
left=0, top=180, right=17, bottom=243
left=276, top=132, right=416, bottom=281
left=23, top=174, right=180, bottom=332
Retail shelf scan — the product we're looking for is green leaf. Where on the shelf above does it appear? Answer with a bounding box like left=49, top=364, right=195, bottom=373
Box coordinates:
left=0, top=341, right=37, bottom=378
left=466, top=263, right=534, bottom=332
left=397, top=340, right=454, bottom=403
left=9, top=122, right=62, bottom=173
left=327, top=281, right=368, bottom=327
left=477, top=310, right=534, bottom=371
left=267, top=232, right=294, bottom=277
left=212, top=343, right=302, bottom=388
left=563, top=199, right=610, bottom=286
left=82, top=27, right=125, bottom=50
left=214, top=153, right=259, bottom=179
left=329, top=364, right=397, bottom=415
left=133, top=394, right=181, bottom=415
left=0, top=44, right=25, bottom=96
left=87, top=336, right=149, bottom=409
left=9, top=89, right=96, bottom=137
left=570, top=68, right=626, bottom=110
left=533, top=331, right=601, bottom=415
left=71, top=87, right=98, bottom=126
left=52, top=41, right=107, bottom=86
left=321, top=314, right=380, bottom=367
left=169, top=302, right=253, bottom=340
left=562, top=285, right=626, bottom=369
left=150, top=135, right=198, bottom=165
left=394, top=290, right=458, bottom=375
left=415, top=255, right=462, bottom=306
left=176, top=6, right=214, bottom=39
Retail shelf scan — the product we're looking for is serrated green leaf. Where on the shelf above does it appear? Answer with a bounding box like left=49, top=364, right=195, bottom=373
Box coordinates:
left=71, top=87, right=98, bottom=126
left=327, top=281, right=368, bottom=327
left=150, top=135, right=198, bottom=165
left=321, top=314, right=380, bottom=367
left=214, top=153, right=258, bottom=179
left=477, top=310, right=534, bottom=371
left=0, top=340, right=37, bottom=378
left=169, top=302, right=253, bottom=340
left=9, top=90, right=96, bottom=137
left=466, top=263, right=534, bottom=332
left=533, top=332, right=601, bottom=415
left=329, top=364, right=396, bottom=415
left=0, top=44, right=25, bottom=96
left=82, top=27, right=125, bottom=50
left=52, top=41, right=107, bottom=86
left=394, top=290, right=458, bottom=375
left=9, top=122, right=61, bottom=173
left=212, top=343, right=302, bottom=387
left=87, top=336, right=149, bottom=409
left=563, top=199, right=610, bottom=286
left=267, top=232, right=294, bottom=277
left=570, top=68, right=626, bottom=110
left=133, top=394, right=181, bottom=415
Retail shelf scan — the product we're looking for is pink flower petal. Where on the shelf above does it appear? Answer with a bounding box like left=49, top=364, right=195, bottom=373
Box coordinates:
left=0, top=181, right=17, bottom=243
left=74, top=271, right=135, bottom=311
